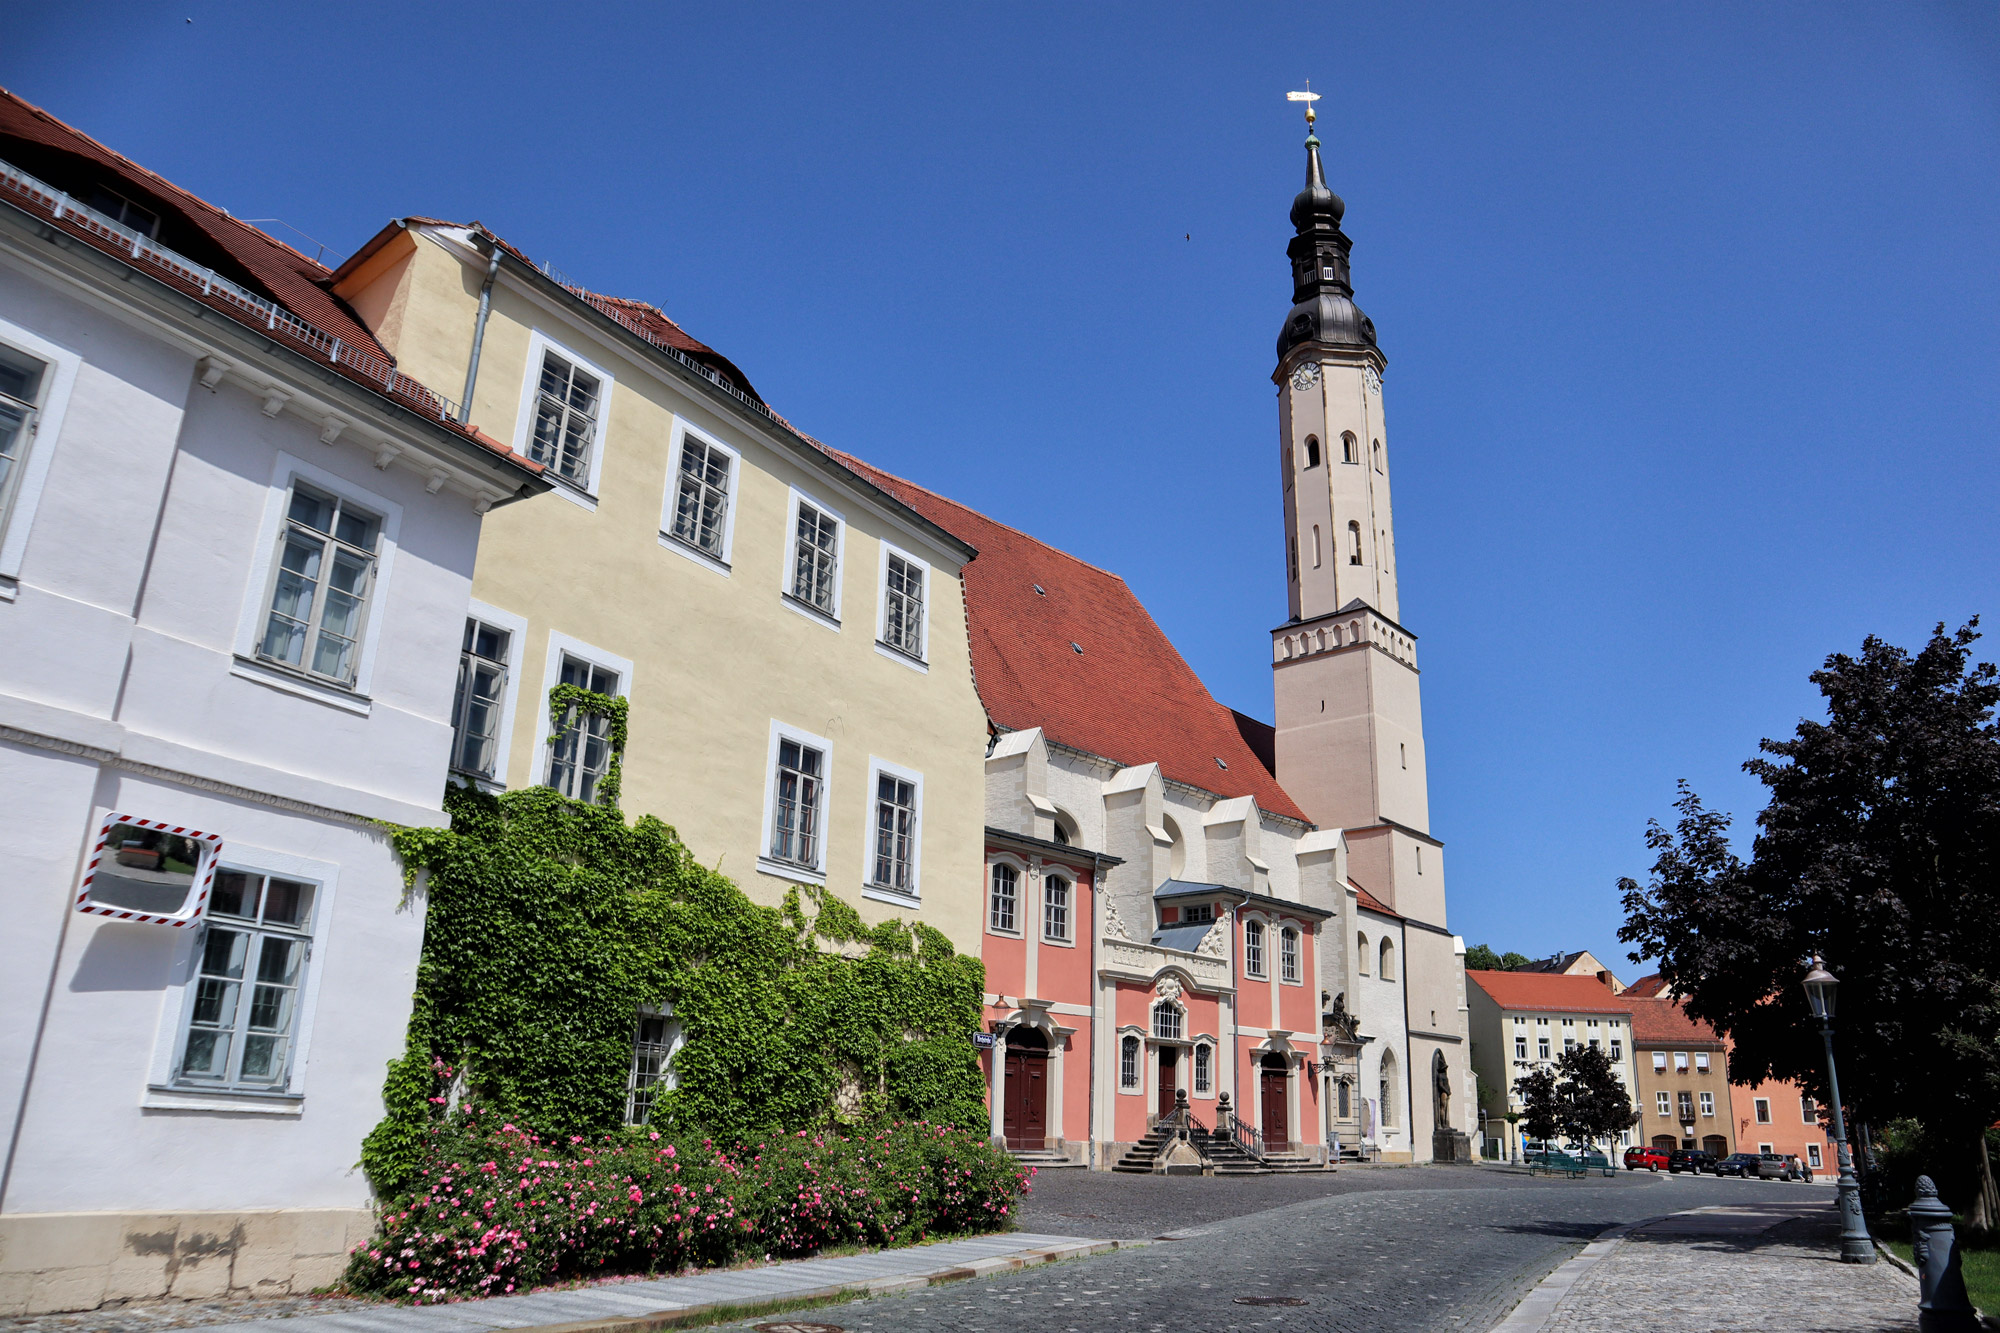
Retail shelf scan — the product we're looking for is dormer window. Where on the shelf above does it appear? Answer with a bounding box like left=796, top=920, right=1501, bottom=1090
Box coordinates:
left=86, top=185, right=160, bottom=239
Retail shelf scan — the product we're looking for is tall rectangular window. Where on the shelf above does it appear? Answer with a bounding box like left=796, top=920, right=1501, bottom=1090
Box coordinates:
left=1677, top=1091, right=1694, bottom=1122
left=1042, top=875, right=1071, bottom=942
left=989, top=863, right=1018, bottom=933
left=871, top=773, right=917, bottom=892
left=1652, top=1051, right=1668, bottom=1071
left=625, top=1008, right=680, bottom=1126
left=1610, top=1039, right=1623, bottom=1061
left=1754, top=1097, right=1772, bottom=1124
left=1243, top=921, right=1265, bottom=977
left=1280, top=927, right=1300, bottom=983
left=769, top=737, right=825, bottom=868
left=790, top=502, right=840, bottom=615
left=451, top=619, right=511, bottom=777
left=881, top=552, right=926, bottom=658
left=669, top=435, right=731, bottom=557
left=1194, top=1043, right=1212, bottom=1095
left=258, top=483, right=379, bottom=685
left=0, top=342, right=47, bottom=544
left=1700, top=1091, right=1715, bottom=1117
left=1655, top=1091, right=1670, bottom=1116
left=546, top=656, right=619, bottom=803
left=1120, top=1035, right=1139, bottom=1090
left=529, top=350, right=600, bottom=484
left=1674, top=1051, right=1689, bottom=1071
left=1538, top=1036, right=1551, bottom=1060
left=1800, top=1096, right=1817, bottom=1123
left=176, top=870, right=315, bottom=1092
left=1514, top=1035, right=1527, bottom=1060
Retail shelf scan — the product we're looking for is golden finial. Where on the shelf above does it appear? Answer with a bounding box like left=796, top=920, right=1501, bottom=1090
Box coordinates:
left=1287, top=84, right=1321, bottom=132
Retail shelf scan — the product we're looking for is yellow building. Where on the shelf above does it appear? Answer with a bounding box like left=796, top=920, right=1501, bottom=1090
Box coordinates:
left=330, top=222, right=988, bottom=947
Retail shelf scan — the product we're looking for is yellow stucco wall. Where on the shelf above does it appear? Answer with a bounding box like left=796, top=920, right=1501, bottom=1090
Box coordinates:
left=338, top=228, right=989, bottom=951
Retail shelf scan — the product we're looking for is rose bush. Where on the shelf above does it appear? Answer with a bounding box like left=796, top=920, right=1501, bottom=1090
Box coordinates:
left=345, top=1107, right=1032, bottom=1303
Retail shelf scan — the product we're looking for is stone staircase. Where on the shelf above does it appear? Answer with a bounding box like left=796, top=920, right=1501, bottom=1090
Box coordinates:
left=1113, top=1091, right=1276, bottom=1175
left=1261, top=1150, right=1327, bottom=1173
left=1111, top=1119, right=1193, bottom=1173
left=1010, top=1147, right=1086, bottom=1170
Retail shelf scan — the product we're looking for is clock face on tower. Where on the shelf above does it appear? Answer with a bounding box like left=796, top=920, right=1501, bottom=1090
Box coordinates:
left=1363, top=366, right=1382, bottom=395
left=1290, top=362, right=1322, bottom=392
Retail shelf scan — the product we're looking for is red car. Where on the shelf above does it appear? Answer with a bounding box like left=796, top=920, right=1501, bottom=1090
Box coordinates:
left=1623, top=1145, right=1671, bottom=1171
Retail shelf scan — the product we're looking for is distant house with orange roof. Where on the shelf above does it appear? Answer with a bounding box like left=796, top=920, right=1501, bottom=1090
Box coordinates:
left=1466, top=970, right=1639, bottom=1160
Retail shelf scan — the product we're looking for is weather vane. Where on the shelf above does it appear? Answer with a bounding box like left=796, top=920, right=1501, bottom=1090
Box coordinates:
left=1287, top=83, right=1320, bottom=132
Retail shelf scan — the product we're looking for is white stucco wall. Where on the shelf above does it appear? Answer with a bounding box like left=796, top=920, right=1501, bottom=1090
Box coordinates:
left=0, top=240, right=498, bottom=1229
left=1353, top=908, right=1410, bottom=1157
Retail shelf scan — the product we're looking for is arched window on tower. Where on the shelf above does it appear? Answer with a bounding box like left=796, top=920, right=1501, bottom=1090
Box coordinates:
left=1373, top=439, right=1384, bottom=473
left=1348, top=521, right=1364, bottom=566
left=1311, top=525, right=1321, bottom=568
left=1341, top=431, right=1357, bottom=464
left=1303, top=435, right=1321, bottom=468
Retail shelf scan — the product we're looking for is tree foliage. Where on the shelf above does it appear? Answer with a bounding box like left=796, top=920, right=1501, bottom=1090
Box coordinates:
left=1513, top=1045, right=1635, bottom=1153
left=1618, top=621, right=2000, bottom=1218
left=361, top=783, right=988, bottom=1199
left=1466, top=943, right=1532, bottom=972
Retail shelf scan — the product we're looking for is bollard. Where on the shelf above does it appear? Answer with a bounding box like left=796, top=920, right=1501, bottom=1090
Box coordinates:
left=1909, top=1175, right=1978, bottom=1333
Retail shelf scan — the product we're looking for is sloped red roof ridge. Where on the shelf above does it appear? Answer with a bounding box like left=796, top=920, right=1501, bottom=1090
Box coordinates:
left=1467, top=969, right=1631, bottom=1014
left=1627, top=995, right=1724, bottom=1047
left=1352, top=880, right=1399, bottom=919
left=827, top=449, right=1309, bottom=823
left=0, top=87, right=384, bottom=356
left=0, top=91, right=541, bottom=481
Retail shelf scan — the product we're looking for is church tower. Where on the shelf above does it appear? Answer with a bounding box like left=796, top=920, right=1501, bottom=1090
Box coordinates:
left=1269, top=108, right=1467, bottom=1157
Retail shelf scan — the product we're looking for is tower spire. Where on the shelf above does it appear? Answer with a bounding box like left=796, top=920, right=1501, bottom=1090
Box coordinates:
left=1277, top=88, right=1375, bottom=363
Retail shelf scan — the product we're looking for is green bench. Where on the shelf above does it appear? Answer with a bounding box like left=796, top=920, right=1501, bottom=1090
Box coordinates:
left=1527, top=1150, right=1586, bottom=1178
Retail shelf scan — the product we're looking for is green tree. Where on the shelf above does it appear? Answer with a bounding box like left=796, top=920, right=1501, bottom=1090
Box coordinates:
left=1618, top=622, right=2000, bottom=1226
left=1513, top=1066, right=1560, bottom=1145
left=1554, top=1043, right=1638, bottom=1163
left=1466, top=943, right=1533, bottom=971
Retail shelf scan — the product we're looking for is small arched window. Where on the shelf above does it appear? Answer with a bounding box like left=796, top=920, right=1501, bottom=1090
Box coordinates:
left=1311, top=524, right=1321, bottom=568
left=1373, top=438, right=1384, bottom=473
left=1243, top=920, right=1266, bottom=977
left=1379, top=938, right=1396, bottom=981
left=1348, top=521, right=1364, bottom=565
left=1357, top=931, right=1371, bottom=975
left=1303, top=435, right=1321, bottom=468
left=1153, top=1000, right=1183, bottom=1041
left=1120, top=1035, right=1141, bottom=1090
left=1341, top=431, right=1357, bottom=464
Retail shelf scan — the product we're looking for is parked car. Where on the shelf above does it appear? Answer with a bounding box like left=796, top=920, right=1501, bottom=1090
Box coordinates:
left=1783, top=1154, right=1815, bottom=1182
left=1668, top=1149, right=1716, bottom=1175
left=1624, top=1146, right=1671, bottom=1171
left=1715, top=1152, right=1762, bottom=1177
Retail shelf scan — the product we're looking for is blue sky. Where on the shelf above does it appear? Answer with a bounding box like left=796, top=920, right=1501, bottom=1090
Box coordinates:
left=10, top=4, right=1998, bottom=976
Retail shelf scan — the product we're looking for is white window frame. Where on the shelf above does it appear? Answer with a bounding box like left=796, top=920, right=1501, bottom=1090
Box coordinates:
left=874, top=541, right=930, bottom=669
left=1118, top=1032, right=1142, bottom=1093
left=658, top=419, right=739, bottom=574
left=1193, top=1041, right=1214, bottom=1097
left=1152, top=1000, right=1184, bottom=1041
left=780, top=486, right=845, bottom=628
left=625, top=1002, right=684, bottom=1126
left=511, top=330, right=614, bottom=508
left=232, top=453, right=402, bottom=702
left=1655, top=1090, right=1670, bottom=1116
left=987, top=858, right=1023, bottom=936
left=1695, top=1052, right=1711, bottom=1073
left=1652, top=1050, right=1668, bottom=1071
left=1700, top=1091, right=1715, bottom=1117
left=0, top=317, right=81, bottom=586
left=1538, top=1036, right=1551, bottom=1060
left=1514, top=1035, right=1527, bottom=1060
left=860, top=756, right=924, bottom=908
left=758, top=719, right=833, bottom=885
left=449, top=600, right=528, bottom=786
left=1042, top=872, right=1074, bottom=945
left=534, top=631, right=633, bottom=800
left=1807, top=1144, right=1822, bottom=1169
left=1244, top=919, right=1266, bottom=978
left=1754, top=1097, right=1772, bottom=1124
left=1279, top=926, right=1302, bottom=985
left=142, top=843, right=339, bottom=1114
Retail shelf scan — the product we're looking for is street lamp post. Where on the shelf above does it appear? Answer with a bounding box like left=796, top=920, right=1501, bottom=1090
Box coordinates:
left=1803, top=957, right=1875, bottom=1264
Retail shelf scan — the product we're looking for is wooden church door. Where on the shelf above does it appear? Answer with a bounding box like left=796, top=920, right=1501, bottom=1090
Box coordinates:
left=1260, top=1055, right=1289, bottom=1144
left=1002, top=1029, right=1048, bottom=1150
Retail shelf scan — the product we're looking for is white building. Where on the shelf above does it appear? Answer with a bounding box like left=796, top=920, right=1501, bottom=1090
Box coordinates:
left=0, top=92, right=546, bottom=1314
left=1465, top=970, right=1640, bottom=1161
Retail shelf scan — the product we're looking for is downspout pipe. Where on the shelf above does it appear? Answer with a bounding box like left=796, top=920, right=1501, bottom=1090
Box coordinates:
left=458, top=243, right=501, bottom=424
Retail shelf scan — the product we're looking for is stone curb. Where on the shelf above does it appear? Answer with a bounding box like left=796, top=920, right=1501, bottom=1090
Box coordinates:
left=476, top=1238, right=1135, bottom=1333
left=1482, top=1218, right=1652, bottom=1333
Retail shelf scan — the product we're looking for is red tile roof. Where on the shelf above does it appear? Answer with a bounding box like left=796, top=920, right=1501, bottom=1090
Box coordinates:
left=1467, top=969, right=1630, bottom=1015
left=1624, top=973, right=1669, bottom=998
left=1627, top=995, right=1723, bottom=1046
left=0, top=90, right=541, bottom=482
left=829, top=451, right=1309, bottom=822
left=0, top=87, right=384, bottom=356
left=1352, top=881, right=1398, bottom=918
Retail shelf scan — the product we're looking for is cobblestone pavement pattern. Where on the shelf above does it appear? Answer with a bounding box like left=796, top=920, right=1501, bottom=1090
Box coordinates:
left=1542, top=1207, right=1917, bottom=1332
left=714, top=1168, right=1820, bottom=1333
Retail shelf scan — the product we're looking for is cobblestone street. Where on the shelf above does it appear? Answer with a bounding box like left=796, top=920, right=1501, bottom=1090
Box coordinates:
left=719, top=1165, right=1823, bottom=1333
